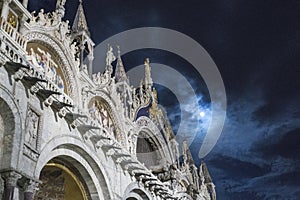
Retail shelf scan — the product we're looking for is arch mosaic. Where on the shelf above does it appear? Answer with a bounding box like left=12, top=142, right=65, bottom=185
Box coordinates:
left=86, top=92, right=126, bottom=145
left=35, top=135, right=113, bottom=200
left=23, top=31, right=80, bottom=103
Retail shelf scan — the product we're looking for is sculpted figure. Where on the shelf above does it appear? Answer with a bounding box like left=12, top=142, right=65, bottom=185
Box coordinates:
left=25, top=109, right=39, bottom=149
left=106, top=45, right=116, bottom=66
left=37, top=9, right=46, bottom=25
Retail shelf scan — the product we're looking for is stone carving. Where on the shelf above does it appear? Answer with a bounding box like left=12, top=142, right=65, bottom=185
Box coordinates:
left=29, top=10, right=61, bottom=27
left=106, top=44, right=116, bottom=67
left=26, top=47, right=65, bottom=91
left=25, top=107, right=40, bottom=150
left=144, top=58, right=153, bottom=87
left=89, top=100, right=115, bottom=134
left=92, top=66, right=113, bottom=86
left=23, top=145, right=39, bottom=160
left=56, top=0, right=67, bottom=8
left=59, top=20, right=70, bottom=41
left=25, top=32, right=77, bottom=99
left=24, top=179, right=39, bottom=193
left=0, top=177, right=3, bottom=198
left=2, top=171, right=22, bottom=187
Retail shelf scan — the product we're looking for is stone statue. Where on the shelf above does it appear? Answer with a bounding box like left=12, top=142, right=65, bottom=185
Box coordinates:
left=29, top=11, right=37, bottom=25
left=59, top=20, right=69, bottom=41
left=56, top=0, right=67, bottom=8
left=37, top=9, right=46, bottom=26
left=106, top=45, right=116, bottom=66
left=70, top=41, right=78, bottom=59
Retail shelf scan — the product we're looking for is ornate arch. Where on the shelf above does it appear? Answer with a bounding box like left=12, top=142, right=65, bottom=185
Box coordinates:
left=0, top=85, right=23, bottom=170
left=86, top=91, right=126, bottom=145
left=135, top=117, right=172, bottom=168
left=122, top=182, right=152, bottom=200
left=35, top=135, right=114, bottom=200
left=23, top=31, right=80, bottom=104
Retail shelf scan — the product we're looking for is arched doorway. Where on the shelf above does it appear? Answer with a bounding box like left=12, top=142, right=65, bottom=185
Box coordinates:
left=35, top=159, right=89, bottom=200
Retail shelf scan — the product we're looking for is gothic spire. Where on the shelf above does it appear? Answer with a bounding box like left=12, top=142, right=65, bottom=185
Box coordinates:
left=115, top=46, right=128, bottom=82
left=182, top=139, right=194, bottom=165
left=72, top=0, right=89, bottom=35
left=200, top=161, right=212, bottom=183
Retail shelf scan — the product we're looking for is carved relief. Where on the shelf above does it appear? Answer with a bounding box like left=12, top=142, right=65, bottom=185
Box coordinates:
left=24, top=107, right=40, bottom=150
left=24, top=32, right=78, bottom=100
left=89, top=99, right=116, bottom=136
left=26, top=46, right=65, bottom=92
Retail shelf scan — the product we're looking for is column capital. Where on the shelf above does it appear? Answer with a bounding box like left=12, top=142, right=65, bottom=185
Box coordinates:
left=24, top=179, right=39, bottom=193
left=1, top=171, right=22, bottom=187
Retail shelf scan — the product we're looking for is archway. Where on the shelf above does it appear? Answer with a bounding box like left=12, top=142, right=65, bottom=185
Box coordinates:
left=35, top=159, right=88, bottom=200
left=26, top=42, right=68, bottom=94
left=35, top=136, right=114, bottom=200
left=123, top=183, right=152, bottom=200
left=88, top=96, right=123, bottom=143
left=136, top=131, right=161, bottom=168
left=0, top=89, right=22, bottom=170
left=135, top=128, right=166, bottom=171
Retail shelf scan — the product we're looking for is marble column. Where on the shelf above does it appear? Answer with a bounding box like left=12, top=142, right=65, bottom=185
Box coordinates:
left=23, top=179, right=39, bottom=200
left=2, top=171, right=22, bottom=200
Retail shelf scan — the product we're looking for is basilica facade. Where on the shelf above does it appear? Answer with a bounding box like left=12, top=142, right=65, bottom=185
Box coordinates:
left=0, top=0, right=216, bottom=199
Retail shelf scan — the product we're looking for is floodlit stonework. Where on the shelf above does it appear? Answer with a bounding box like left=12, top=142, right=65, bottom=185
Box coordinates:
left=0, top=0, right=216, bottom=199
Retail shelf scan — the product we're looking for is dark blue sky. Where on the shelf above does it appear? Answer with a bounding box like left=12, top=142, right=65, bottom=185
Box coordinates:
left=29, top=0, right=300, bottom=199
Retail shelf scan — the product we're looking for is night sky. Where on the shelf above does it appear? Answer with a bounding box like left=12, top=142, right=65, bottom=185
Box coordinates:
left=29, top=0, right=300, bottom=199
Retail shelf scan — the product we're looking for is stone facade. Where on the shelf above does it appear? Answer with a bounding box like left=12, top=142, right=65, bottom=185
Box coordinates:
left=0, top=0, right=216, bottom=200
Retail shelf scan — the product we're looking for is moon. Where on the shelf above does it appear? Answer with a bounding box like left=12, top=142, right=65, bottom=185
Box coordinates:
left=200, top=111, right=205, bottom=117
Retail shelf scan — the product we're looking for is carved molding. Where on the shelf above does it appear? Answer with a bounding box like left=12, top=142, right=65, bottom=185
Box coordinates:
left=1, top=171, right=22, bottom=187
left=23, top=32, right=79, bottom=102
left=23, top=104, right=42, bottom=160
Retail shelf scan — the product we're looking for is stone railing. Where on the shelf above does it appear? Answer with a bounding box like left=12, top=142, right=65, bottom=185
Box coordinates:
left=0, top=17, right=26, bottom=49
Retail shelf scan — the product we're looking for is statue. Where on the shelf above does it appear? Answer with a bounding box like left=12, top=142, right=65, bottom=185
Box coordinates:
left=59, top=20, right=69, bottom=41
left=70, top=41, right=78, bottom=59
left=56, top=0, right=67, bottom=8
left=29, top=11, right=37, bottom=25
left=106, top=45, right=116, bottom=66
left=37, top=9, right=46, bottom=25
left=51, top=11, right=59, bottom=26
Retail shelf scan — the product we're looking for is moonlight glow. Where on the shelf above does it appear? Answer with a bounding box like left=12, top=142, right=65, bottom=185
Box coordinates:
left=200, top=111, right=205, bottom=117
